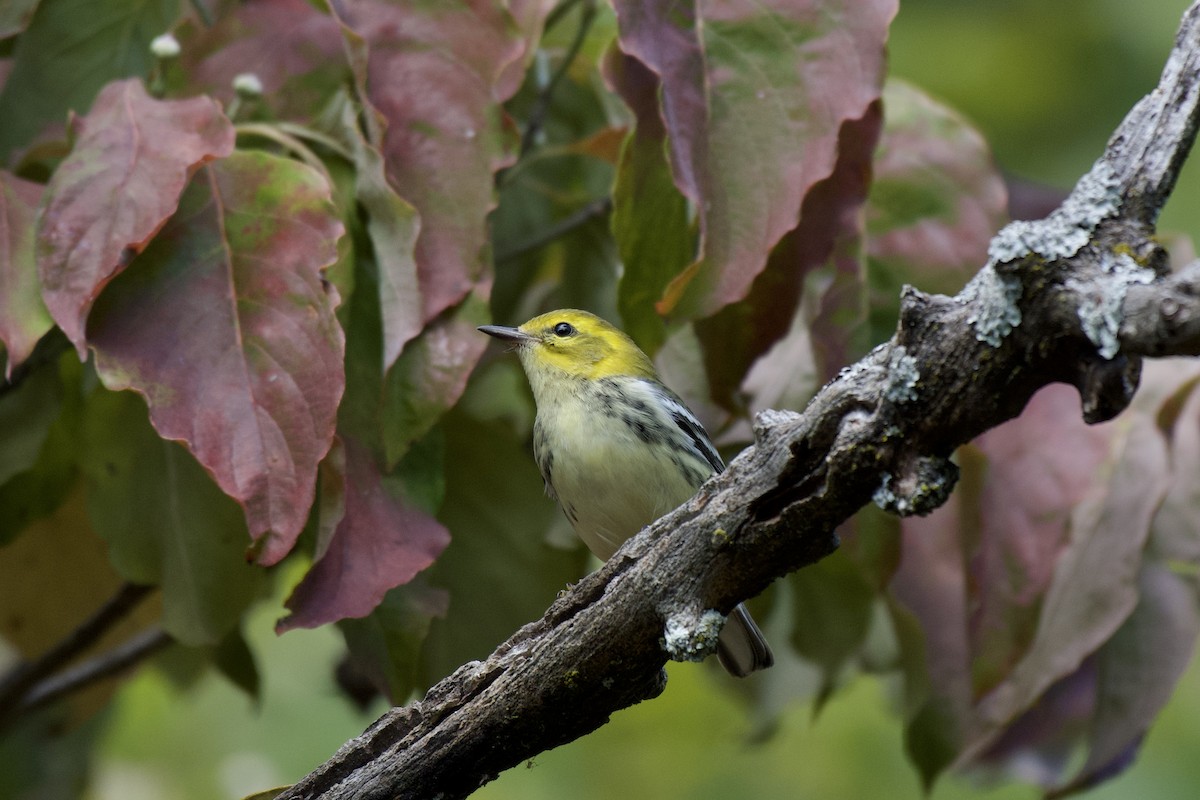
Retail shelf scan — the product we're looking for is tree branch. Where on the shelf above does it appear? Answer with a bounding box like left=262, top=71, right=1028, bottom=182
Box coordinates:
left=0, top=582, right=155, bottom=728
left=15, top=628, right=173, bottom=716
left=279, top=3, right=1200, bottom=798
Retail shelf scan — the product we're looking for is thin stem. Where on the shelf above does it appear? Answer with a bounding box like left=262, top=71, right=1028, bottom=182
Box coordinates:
left=543, top=0, right=585, bottom=34
left=494, top=197, right=612, bottom=263
left=16, top=628, right=173, bottom=716
left=188, top=0, right=214, bottom=28
left=518, top=0, right=598, bottom=160
left=0, top=582, right=154, bottom=722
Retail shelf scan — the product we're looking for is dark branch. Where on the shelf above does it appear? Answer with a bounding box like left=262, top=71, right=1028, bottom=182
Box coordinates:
left=518, top=0, right=598, bottom=159
left=16, top=628, right=173, bottom=715
left=0, top=582, right=155, bottom=727
left=278, top=3, right=1200, bottom=798
left=493, top=197, right=612, bottom=263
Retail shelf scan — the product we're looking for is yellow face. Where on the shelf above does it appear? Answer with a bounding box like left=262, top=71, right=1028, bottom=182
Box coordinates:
left=480, top=309, right=656, bottom=381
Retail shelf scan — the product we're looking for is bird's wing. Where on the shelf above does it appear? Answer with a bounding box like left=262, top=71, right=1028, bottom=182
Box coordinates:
left=646, top=382, right=726, bottom=474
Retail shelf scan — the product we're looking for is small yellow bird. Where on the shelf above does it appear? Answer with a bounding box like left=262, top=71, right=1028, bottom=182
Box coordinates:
left=479, top=309, right=773, bottom=676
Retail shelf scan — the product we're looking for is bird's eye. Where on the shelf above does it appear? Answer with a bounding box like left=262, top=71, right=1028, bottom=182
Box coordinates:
left=553, top=322, right=575, bottom=337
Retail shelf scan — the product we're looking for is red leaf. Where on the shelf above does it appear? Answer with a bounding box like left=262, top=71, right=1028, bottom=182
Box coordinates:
left=278, top=437, right=451, bottom=632
left=612, top=0, right=897, bottom=319
left=0, top=171, right=50, bottom=376
left=709, top=101, right=884, bottom=413
left=893, top=384, right=1173, bottom=784
left=348, top=0, right=537, bottom=324
left=36, top=79, right=234, bottom=355
left=966, top=385, right=1118, bottom=696
left=180, top=0, right=345, bottom=122
left=87, top=151, right=345, bottom=565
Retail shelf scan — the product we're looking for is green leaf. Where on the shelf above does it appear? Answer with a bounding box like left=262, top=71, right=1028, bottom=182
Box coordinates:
left=865, top=80, right=1008, bottom=343
left=339, top=579, right=449, bottom=703
left=0, top=0, right=41, bottom=38
left=788, top=548, right=877, bottom=697
left=0, top=0, right=179, bottom=159
left=78, top=388, right=267, bottom=645
left=0, top=351, right=82, bottom=544
left=0, top=171, right=51, bottom=376
left=331, top=20, right=423, bottom=372
left=607, top=49, right=693, bottom=356
left=212, top=626, right=262, bottom=701
left=381, top=289, right=489, bottom=467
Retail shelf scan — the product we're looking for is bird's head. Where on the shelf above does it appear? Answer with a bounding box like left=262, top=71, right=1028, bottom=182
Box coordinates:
left=478, top=309, right=656, bottom=383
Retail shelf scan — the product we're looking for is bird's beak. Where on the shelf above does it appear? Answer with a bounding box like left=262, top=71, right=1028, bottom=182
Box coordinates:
left=478, top=324, right=537, bottom=345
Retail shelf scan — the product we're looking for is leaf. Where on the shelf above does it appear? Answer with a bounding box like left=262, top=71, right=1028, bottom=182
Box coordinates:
left=788, top=546, right=877, bottom=697
left=1146, top=360, right=1200, bottom=563
left=351, top=0, right=534, bottom=324
left=971, top=409, right=1169, bottom=738
left=337, top=83, right=423, bottom=372
left=178, top=0, right=345, bottom=122
left=865, top=80, right=1008, bottom=343
left=278, top=437, right=450, bottom=632
left=705, top=101, right=883, bottom=413
left=606, top=49, right=694, bottom=356
left=0, top=171, right=51, bottom=376
left=35, top=78, right=235, bottom=355
left=888, top=479, right=974, bottom=782
left=0, top=351, right=82, bottom=545
left=338, top=579, right=449, bottom=702
left=0, top=0, right=179, bottom=160
left=966, top=386, right=1117, bottom=697
left=0, top=351, right=62, bottom=487
left=611, top=0, right=896, bottom=320
left=0, top=0, right=40, bottom=38
left=78, top=388, right=266, bottom=646
left=381, top=289, right=490, bottom=467
left=212, top=626, right=262, bottom=701
left=889, top=386, right=1169, bottom=783
left=1056, top=563, right=1200, bottom=796
left=86, top=150, right=345, bottom=566
left=420, top=406, right=589, bottom=683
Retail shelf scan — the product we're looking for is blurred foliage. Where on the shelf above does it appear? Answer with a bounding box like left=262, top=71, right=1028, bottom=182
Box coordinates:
left=2, top=1, right=1200, bottom=799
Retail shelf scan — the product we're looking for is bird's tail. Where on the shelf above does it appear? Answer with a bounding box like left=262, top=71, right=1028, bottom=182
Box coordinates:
left=717, top=603, right=773, bottom=677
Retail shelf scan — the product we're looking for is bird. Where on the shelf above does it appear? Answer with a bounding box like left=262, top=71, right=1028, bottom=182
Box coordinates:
left=478, top=308, right=773, bottom=676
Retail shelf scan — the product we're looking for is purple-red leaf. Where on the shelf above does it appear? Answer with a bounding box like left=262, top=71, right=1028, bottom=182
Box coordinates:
left=348, top=0, right=536, bottom=324
left=708, top=103, right=883, bottom=412
left=180, top=0, right=346, bottom=123
left=87, top=150, right=345, bottom=565
left=612, top=0, right=897, bottom=320
left=890, top=384, right=1169, bottom=780
left=971, top=409, right=1169, bottom=736
left=0, top=171, right=50, bottom=376
left=36, top=79, right=234, bottom=356
left=1062, top=563, right=1200, bottom=795
left=278, top=437, right=451, bottom=632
